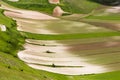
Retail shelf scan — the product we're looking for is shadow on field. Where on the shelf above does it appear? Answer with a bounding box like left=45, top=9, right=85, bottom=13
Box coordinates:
left=87, top=0, right=120, bottom=6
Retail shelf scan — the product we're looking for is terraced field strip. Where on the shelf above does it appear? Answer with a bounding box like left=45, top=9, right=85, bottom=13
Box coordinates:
left=22, top=31, right=120, bottom=40
left=0, top=1, right=57, bottom=20
left=18, top=40, right=107, bottom=75
left=80, top=19, right=120, bottom=31
left=26, top=39, right=120, bottom=72
left=85, top=13, right=120, bottom=21
left=24, top=34, right=120, bottom=72
left=31, top=20, right=113, bottom=34
left=26, top=36, right=120, bottom=45
left=3, top=12, right=115, bottom=34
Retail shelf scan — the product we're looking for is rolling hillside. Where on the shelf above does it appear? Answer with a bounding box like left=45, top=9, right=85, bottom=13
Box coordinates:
left=0, top=0, right=120, bottom=80
left=0, top=9, right=120, bottom=79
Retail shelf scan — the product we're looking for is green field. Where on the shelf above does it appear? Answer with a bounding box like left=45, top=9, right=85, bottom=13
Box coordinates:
left=2, top=0, right=100, bottom=14
left=38, top=20, right=114, bottom=34
left=85, top=11, right=120, bottom=21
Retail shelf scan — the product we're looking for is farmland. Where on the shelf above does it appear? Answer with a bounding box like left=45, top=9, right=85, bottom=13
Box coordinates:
left=0, top=0, right=120, bottom=80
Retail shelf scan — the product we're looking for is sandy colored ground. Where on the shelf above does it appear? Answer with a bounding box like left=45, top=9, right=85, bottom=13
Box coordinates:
left=21, top=43, right=80, bottom=59
left=26, top=39, right=66, bottom=47
left=83, top=21, right=120, bottom=31
left=4, top=10, right=57, bottom=20
left=28, top=64, right=106, bottom=75
left=112, top=36, right=120, bottom=40
left=0, top=1, right=58, bottom=34
left=26, top=39, right=120, bottom=51
left=106, top=6, right=120, bottom=13
left=1, top=3, right=61, bottom=34
left=15, top=18, right=58, bottom=34
left=8, top=0, right=19, bottom=2
left=68, top=41, right=120, bottom=51
left=0, top=3, right=57, bottom=20
left=18, top=40, right=107, bottom=75
left=1, top=3, right=112, bottom=34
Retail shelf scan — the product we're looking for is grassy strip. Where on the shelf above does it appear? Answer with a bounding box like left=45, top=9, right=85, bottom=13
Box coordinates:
left=22, top=31, right=120, bottom=40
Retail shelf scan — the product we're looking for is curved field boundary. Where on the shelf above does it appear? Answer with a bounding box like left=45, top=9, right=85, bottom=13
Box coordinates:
left=22, top=31, right=120, bottom=40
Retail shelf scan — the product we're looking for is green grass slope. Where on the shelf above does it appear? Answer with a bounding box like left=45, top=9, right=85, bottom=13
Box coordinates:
left=2, top=0, right=100, bottom=14
left=0, top=9, right=24, bottom=56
